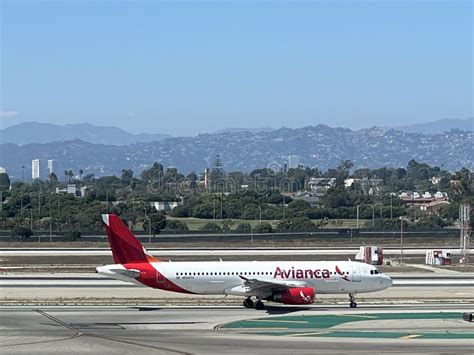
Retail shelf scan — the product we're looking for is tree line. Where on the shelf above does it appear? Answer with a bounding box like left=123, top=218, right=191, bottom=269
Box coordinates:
left=0, top=159, right=472, bottom=240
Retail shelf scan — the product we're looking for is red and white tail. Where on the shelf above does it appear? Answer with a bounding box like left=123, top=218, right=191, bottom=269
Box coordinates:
left=101, top=214, right=159, bottom=264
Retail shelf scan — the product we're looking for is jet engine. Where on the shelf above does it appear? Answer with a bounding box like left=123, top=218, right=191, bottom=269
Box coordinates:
left=267, top=287, right=315, bottom=305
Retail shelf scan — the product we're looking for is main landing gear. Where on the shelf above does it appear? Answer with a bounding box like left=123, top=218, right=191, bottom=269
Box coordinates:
left=243, top=297, right=265, bottom=310
left=243, top=297, right=254, bottom=309
left=349, top=293, right=357, bottom=308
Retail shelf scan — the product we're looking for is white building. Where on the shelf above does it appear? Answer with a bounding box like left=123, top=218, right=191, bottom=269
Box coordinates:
left=151, top=201, right=183, bottom=211
left=47, top=159, right=56, bottom=176
left=0, top=167, right=6, bottom=174
left=32, top=159, right=40, bottom=180
left=55, top=184, right=85, bottom=198
left=288, top=155, right=301, bottom=169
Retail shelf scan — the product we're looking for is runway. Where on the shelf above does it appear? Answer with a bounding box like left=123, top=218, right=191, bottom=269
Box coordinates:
left=1, top=305, right=473, bottom=354
left=2, top=273, right=474, bottom=288
left=1, top=276, right=474, bottom=308
left=0, top=247, right=470, bottom=257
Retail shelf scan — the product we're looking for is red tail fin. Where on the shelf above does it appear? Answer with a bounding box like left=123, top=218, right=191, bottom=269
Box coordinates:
left=102, top=214, right=159, bottom=264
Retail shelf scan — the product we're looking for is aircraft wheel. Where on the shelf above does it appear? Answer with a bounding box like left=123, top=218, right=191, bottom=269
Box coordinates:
left=255, top=300, right=265, bottom=310
left=350, top=301, right=357, bottom=308
left=243, top=298, right=254, bottom=309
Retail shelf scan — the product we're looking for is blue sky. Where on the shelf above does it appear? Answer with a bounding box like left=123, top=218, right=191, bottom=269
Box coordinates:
left=1, top=1, right=472, bottom=135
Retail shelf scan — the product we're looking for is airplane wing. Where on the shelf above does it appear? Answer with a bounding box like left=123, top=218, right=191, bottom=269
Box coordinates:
left=239, top=275, right=308, bottom=292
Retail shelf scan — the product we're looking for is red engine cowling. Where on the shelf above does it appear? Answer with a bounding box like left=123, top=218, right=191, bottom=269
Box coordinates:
left=268, top=287, right=315, bottom=305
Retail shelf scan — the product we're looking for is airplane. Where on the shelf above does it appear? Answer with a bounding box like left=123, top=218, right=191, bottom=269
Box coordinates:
left=97, top=214, right=393, bottom=310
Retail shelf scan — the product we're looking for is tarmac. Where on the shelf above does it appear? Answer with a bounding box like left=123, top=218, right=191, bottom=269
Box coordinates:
left=1, top=305, right=473, bottom=354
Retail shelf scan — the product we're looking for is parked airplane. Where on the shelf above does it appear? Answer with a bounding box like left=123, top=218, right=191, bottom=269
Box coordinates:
left=97, top=214, right=393, bottom=309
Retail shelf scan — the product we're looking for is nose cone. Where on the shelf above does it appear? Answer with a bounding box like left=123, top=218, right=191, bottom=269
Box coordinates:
left=385, top=275, right=393, bottom=288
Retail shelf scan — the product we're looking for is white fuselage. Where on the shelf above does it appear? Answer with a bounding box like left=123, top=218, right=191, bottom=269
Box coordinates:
left=98, top=260, right=392, bottom=299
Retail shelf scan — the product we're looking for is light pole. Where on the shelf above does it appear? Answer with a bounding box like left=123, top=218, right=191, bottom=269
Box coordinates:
left=144, top=207, right=151, bottom=243
left=282, top=196, right=286, bottom=219
left=390, top=195, right=393, bottom=219
left=258, top=206, right=262, bottom=224
left=372, top=204, right=375, bottom=228
left=400, top=216, right=405, bottom=264
left=356, top=205, right=360, bottom=229
left=49, top=193, right=52, bottom=242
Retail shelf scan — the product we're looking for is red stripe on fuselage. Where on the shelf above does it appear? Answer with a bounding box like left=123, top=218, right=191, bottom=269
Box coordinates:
left=124, top=262, right=195, bottom=294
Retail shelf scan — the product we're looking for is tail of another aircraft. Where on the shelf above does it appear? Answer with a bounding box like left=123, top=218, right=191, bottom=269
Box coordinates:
left=101, top=214, right=159, bottom=264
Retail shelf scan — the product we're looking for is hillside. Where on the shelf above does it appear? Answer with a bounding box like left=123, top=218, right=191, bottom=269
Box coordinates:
left=1, top=126, right=472, bottom=179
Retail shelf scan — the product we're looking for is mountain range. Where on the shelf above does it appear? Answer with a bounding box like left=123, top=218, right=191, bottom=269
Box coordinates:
left=392, top=117, right=473, bottom=134
left=1, top=124, right=472, bottom=180
left=0, top=118, right=472, bottom=147
left=0, top=122, right=170, bottom=146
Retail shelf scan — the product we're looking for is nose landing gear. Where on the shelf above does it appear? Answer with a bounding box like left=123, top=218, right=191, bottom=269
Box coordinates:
left=349, top=293, right=357, bottom=308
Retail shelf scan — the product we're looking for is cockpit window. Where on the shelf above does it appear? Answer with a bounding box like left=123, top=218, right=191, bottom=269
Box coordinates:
left=370, top=269, right=381, bottom=275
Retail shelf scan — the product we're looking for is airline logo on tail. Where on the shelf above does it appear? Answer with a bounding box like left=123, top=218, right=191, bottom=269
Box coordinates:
left=102, top=214, right=159, bottom=264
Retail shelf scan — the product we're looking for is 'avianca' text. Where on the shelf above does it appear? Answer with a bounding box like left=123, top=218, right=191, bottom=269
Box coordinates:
left=274, top=266, right=331, bottom=279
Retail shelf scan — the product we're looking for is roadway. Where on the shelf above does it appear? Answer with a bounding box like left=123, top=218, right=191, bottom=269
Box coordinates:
left=1, top=305, right=473, bottom=354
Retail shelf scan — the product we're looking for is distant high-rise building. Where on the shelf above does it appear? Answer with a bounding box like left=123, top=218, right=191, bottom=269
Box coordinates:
left=288, top=155, right=301, bottom=169
left=0, top=167, right=6, bottom=174
left=47, top=159, right=56, bottom=176
left=32, top=159, right=40, bottom=180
